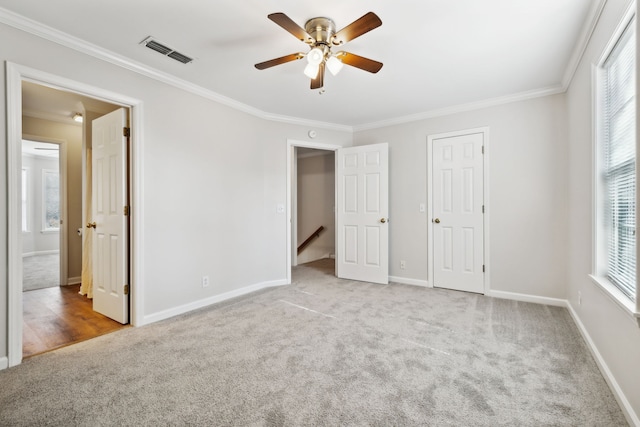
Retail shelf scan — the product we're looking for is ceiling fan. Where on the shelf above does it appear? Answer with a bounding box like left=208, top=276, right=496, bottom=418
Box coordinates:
left=255, top=12, right=383, bottom=90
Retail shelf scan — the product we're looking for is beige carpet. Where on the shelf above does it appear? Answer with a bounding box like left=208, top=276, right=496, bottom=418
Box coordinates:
left=0, top=258, right=627, bottom=425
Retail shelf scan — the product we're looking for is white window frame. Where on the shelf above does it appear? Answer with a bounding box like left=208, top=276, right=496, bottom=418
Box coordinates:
left=21, top=167, right=29, bottom=233
left=41, top=168, right=60, bottom=233
left=591, top=7, right=639, bottom=325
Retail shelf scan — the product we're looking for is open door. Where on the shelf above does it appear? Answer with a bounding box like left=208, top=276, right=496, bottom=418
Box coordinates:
left=336, top=143, right=389, bottom=284
left=90, top=108, right=129, bottom=324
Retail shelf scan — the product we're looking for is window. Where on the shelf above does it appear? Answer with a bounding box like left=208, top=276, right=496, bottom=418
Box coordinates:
left=42, top=169, right=60, bottom=231
left=596, top=16, right=636, bottom=301
left=21, top=167, right=29, bottom=232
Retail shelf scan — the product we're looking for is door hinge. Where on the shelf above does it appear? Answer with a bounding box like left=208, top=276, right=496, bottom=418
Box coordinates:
left=124, top=205, right=129, bottom=216
left=482, top=205, right=485, bottom=214
left=482, top=146, right=485, bottom=154
left=124, top=284, right=130, bottom=295
left=483, top=265, right=485, bottom=273
left=123, top=127, right=130, bottom=137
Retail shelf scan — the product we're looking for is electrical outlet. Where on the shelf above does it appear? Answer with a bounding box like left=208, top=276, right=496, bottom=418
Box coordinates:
left=202, top=276, right=210, bottom=288
left=578, top=291, right=582, bottom=306
left=400, top=260, right=406, bottom=269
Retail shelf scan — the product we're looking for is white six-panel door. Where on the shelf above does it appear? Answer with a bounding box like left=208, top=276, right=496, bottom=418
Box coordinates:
left=432, top=133, right=484, bottom=293
left=91, top=108, right=129, bottom=324
left=336, top=143, right=389, bottom=284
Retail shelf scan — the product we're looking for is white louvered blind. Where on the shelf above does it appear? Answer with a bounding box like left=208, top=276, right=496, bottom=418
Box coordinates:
left=602, top=18, right=636, bottom=299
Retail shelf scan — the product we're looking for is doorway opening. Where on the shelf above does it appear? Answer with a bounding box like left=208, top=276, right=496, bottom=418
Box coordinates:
left=286, top=140, right=340, bottom=283
left=7, top=62, right=144, bottom=367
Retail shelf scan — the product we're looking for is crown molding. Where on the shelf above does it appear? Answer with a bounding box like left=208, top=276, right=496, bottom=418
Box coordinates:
left=0, top=7, right=352, bottom=133
left=561, top=0, right=608, bottom=89
left=0, top=3, right=606, bottom=134
left=353, top=85, right=565, bottom=132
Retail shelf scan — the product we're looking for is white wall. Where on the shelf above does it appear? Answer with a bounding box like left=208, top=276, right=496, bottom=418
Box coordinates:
left=297, top=151, right=335, bottom=264
left=565, top=0, right=640, bottom=421
left=0, top=22, right=353, bottom=361
left=21, top=154, right=59, bottom=255
left=353, top=95, right=569, bottom=299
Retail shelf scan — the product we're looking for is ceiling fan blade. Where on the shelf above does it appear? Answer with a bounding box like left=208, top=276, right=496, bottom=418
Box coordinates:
left=255, top=53, right=304, bottom=70
left=268, top=13, right=314, bottom=44
left=332, top=12, right=382, bottom=46
left=337, top=52, right=383, bottom=73
left=310, top=62, right=325, bottom=90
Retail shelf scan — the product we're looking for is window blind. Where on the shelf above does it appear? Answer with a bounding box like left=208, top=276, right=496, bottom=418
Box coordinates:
left=603, top=18, right=636, bottom=299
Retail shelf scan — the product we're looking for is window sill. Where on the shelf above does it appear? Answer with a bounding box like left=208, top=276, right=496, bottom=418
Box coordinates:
left=589, top=274, right=640, bottom=327
left=40, top=229, right=59, bottom=234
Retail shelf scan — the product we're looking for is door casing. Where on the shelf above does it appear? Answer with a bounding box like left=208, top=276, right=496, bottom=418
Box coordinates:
left=427, top=127, right=491, bottom=292
left=6, top=62, right=144, bottom=368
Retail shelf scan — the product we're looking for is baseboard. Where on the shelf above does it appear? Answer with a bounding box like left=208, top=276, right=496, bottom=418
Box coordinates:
left=22, top=250, right=60, bottom=258
left=486, top=290, right=567, bottom=307
left=66, top=276, right=81, bottom=285
left=389, top=276, right=430, bottom=287
left=566, top=302, right=640, bottom=427
left=142, top=279, right=289, bottom=325
left=0, top=356, right=8, bottom=371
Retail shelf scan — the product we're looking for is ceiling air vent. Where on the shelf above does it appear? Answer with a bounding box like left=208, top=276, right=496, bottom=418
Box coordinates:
left=140, top=36, right=193, bottom=64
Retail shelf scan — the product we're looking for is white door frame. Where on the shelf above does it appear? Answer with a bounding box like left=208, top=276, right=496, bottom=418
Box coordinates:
left=22, top=135, right=68, bottom=288
left=6, top=62, right=145, bottom=367
left=427, top=127, right=491, bottom=292
left=286, top=139, right=341, bottom=284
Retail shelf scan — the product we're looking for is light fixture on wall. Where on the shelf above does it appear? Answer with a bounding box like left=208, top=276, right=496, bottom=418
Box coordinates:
left=72, top=113, right=83, bottom=123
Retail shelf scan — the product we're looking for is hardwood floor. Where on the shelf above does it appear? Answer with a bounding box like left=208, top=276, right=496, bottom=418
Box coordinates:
left=23, top=284, right=128, bottom=358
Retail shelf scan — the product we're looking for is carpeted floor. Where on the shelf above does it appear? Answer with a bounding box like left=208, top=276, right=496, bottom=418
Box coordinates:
left=22, top=253, right=60, bottom=291
left=0, top=259, right=628, bottom=426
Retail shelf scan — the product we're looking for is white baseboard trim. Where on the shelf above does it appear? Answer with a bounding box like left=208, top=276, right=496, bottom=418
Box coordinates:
left=486, top=290, right=567, bottom=307
left=66, top=276, right=81, bottom=285
left=566, top=302, right=640, bottom=427
left=389, top=276, right=430, bottom=287
left=0, top=356, right=8, bottom=371
left=22, top=250, right=60, bottom=258
left=142, top=279, right=289, bottom=326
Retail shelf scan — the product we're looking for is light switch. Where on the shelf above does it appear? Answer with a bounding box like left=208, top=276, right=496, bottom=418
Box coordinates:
left=419, top=203, right=426, bottom=213
left=277, top=204, right=285, bottom=214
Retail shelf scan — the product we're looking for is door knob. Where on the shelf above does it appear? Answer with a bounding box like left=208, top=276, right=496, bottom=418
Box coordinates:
left=380, top=218, right=388, bottom=223
left=86, top=222, right=96, bottom=229
left=433, top=218, right=440, bottom=224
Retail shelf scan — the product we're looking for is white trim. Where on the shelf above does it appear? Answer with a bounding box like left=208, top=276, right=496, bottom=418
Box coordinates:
left=0, top=357, right=7, bottom=370
left=566, top=302, right=640, bottom=427
left=354, top=86, right=563, bottom=131
left=486, top=290, right=567, bottom=307
left=142, top=279, right=288, bottom=325
left=561, top=0, right=608, bottom=88
left=286, top=139, right=341, bottom=285
left=389, top=276, right=430, bottom=288
left=0, top=6, right=607, bottom=135
left=67, top=276, right=81, bottom=286
left=0, top=7, right=350, bottom=133
left=6, top=61, right=144, bottom=367
left=22, top=250, right=59, bottom=257
left=589, top=275, right=640, bottom=327
left=427, top=127, right=490, bottom=295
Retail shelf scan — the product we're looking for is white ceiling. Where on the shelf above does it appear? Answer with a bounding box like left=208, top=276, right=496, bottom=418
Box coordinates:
left=2, top=0, right=597, bottom=128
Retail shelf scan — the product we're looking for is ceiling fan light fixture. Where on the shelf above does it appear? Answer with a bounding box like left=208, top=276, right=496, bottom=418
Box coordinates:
left=304, top=63, right=320, bottom=79
left=326, top=55, right=344, bottom=76
left=72, top=113, right=83, bottom=123
left=306, top=47, right=324, bottom=66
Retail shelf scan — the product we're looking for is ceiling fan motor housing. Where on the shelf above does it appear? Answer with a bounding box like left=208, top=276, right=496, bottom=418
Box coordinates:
left=304, top=17, right=336, bottom=46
